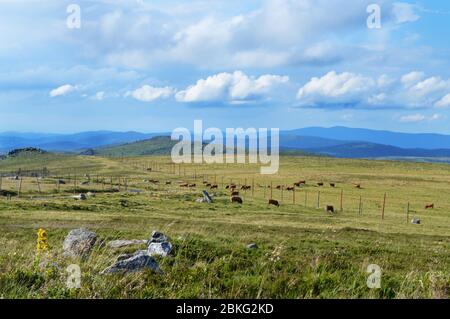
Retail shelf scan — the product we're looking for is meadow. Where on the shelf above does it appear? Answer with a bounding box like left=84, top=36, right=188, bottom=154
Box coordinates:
left=0, top=153, right=448, bottom=299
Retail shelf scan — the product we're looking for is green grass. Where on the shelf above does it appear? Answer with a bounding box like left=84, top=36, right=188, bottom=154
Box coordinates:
left=0, top=154, right=448, bottom=298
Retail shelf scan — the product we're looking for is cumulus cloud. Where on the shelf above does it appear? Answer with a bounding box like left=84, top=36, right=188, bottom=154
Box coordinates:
left=401, top=71, right=425, bottom=86
left=49, top=84, right=76, bottom=97
left=175, top=71, right=288, bottom=103
left=127, top=85, right=174, bottom=102
left=435, top=94, right=450, bottom=108
left=297, top=71, right=450, bottom=109
left=67, top=0, right=406, bottom=70
left=296, top=71, right=375, bottom=107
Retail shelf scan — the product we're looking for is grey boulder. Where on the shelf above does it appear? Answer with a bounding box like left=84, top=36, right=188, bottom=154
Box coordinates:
left=101, top=250, right=162, bottom=274
left=107, top=239, right=147, bottom=249
left=147, top=231, right=173, bottom=257
left=63, top=228, right=97, bottom=258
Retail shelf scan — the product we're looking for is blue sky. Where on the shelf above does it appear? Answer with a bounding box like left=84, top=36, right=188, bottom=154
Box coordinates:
left=1, top=0, right=450, bottom=133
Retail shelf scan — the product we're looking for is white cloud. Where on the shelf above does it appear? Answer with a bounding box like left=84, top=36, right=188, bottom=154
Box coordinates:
left=297, top=71, right=450, bottom=109
left=435, top=94, right=450, bottom=108
left=128, top=85, right=174, bottom=102
left=297, top=71, right=375, bottom=107
left=67, top=0, right=402, bottom=70
left=49, top=84, right=76, bottom=97
left=175, top=71, right=288, bottom=103
left=408, top=76, right=450, bottom=97
left=401, top=71, right=424, bottom=86
left=392, top=2, right=420, bottom=24
left=399, top=113, right=443, bottom=123
left=399, top=113, right=426, bottom=123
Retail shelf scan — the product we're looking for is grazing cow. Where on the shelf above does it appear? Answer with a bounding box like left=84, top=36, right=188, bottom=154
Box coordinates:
left=180, top=183, right=189, bottom=187
left=241, top=185, right=251, bottom=190
left=276, top=185, right=282, bottom=190
left=268, top=199, right=280, bottom=207
left=294, top=180, right=306, bottom=187
left=210, top=184, right=218, bottom=189
left=189, top=184, right=196, bottom=187
left=203, top=181, right=208, bottom=184
left=231, top=191, right=239, bottom=196
left=286, top=186, right=295, bottom=191
left=165, top=181, right=171, bottom=185
left=231, top=196, right=243, bottom=204
left=317, top=182, right=324, bottom=187
left=326, top=205, right=335, bottom=213
left=425, top=203, right=434, bottom=209
left=206, top=183, right=211, bottom=187
left=329, top=183, right=336, bottom=188
left=354, top=184, right=362, bottom=189
left=225, top=185, right=230, bottom=189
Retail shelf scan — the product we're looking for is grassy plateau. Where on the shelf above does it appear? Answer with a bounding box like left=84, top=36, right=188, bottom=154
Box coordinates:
left=0, top=153, right=448, bottom=299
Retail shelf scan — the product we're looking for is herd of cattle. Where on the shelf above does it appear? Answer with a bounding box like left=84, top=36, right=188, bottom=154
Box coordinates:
left=142, top=178, right=435, bottom=212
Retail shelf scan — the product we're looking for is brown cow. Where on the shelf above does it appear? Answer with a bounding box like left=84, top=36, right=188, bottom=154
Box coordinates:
left=231, top=191, right=239, bottom=196
left=276, top=185, right=282, bottom=190
left=329, top=183, right=336, bottom=188
left=268, top=199, right=280, bottom=207
left=231, top=196, right=243, bottom=204
left=188, top=183, right=196, bottom=187
left=354, top=184, right=362, bottom=189
left=180, top=183, right=189, bottom=187
left=317, top=182, right=324, bottom=187
left=210, top=184, right=218, bottom=189
left=165, top=181, right=171, bottom=185
left=286, top=186, right=295, bottom=191
left=326, top=205, right=335, bottom=213
left=425, top=203, right=434, bottom=209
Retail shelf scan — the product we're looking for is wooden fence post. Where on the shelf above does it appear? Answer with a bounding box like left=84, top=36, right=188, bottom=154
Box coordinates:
left=18, top=177, right=23, bottom=197
left=317, top=191, right=320, bottom=209
left=270, top=181, right=273, bottom=199
left=340, top=189, right=344, bottom=212
left=406, top=202, right=410, bottom=223
left=305, top=190, right=308, bottom=207
left=359, top=196, right=362, bottom=215
left=36, top=177, right=41, bottom=194
left=293, top=185, right=296, bottom=204
left=381, top=193, right=387, bottom=220
left=263, top=181, right=266, bottom=199
left=252, top=179, right=254, bottom=199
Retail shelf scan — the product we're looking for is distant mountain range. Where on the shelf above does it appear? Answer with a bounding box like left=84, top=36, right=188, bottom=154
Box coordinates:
left=2, top=127, right=450, bottom=161
left=283, top=126, right=450, bottom=149
left=0, top=131, right=159, bottom=153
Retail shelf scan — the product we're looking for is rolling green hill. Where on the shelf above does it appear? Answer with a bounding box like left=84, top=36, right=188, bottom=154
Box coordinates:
left=87, top=136, right=178, bottom=157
